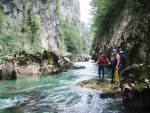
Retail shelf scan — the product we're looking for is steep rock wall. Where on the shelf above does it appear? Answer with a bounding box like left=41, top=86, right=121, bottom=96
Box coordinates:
left=2, top=0, right=60, bottom=51
left=92, top=1, right=150, bottom=65
left=0, top=0, right=81, bottom=53
left=107, top=8, right=150, bottom=65
left=60, top=0, right=80, bottom=31
left=91, top=1, right=150, bottom=110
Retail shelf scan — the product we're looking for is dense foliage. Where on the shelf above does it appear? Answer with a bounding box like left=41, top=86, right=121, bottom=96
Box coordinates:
left=91, top=0, right=126, bottom=39
left=0, top=4, right=42, bottom=60
left=60, top=19, right=84, bottom=54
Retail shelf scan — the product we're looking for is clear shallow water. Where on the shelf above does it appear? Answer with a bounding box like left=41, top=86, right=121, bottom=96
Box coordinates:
left=0, top=62, right=129, bottom=113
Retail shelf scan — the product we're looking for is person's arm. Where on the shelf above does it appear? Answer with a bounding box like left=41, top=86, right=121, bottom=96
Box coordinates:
left=96, top=60, right=98, bottom=64
left=96, top=54, right=100, bottom=64
left=103, top=55, right=110, bottom=64
left=106, top=58, right=110, bottom=64
left=96, top=57, right=99, bottom=64
left=116, top=54, right=120, bottom=68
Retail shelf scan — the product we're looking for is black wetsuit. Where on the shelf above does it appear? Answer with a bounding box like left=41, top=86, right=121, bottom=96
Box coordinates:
left=119, top=55, right=126, bottom=74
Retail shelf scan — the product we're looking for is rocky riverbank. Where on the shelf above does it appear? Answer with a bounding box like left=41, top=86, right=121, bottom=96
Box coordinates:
left=0, top=50, right=91, bottom=80
left=0, top=50, right=70, bottom=79
left=121, top=63, right=150, bottom=110
left=76, top=78, right=122, bottom=99
left=76, top=63, right=150, bottom=111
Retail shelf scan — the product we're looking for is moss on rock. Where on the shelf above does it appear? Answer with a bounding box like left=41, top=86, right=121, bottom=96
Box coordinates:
left=76, top=78, right=120, bottom=92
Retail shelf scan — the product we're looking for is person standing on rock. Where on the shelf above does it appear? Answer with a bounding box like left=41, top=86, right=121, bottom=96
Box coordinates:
left=96, top=50, right=110, bottom=78
left=119, top=50, right=127, bottom=74
left=111, top=49, right=120, bottom=83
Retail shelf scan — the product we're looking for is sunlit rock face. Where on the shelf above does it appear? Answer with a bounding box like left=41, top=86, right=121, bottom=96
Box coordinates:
left=0, top=0, right=81, bottom=79
left=1, top=0, right=60, bottom=51
left=1, top=0, right=81, bottom=52
left=60, top=0, right=80, bottom=19
left=60, top=0, right=81, bottom=39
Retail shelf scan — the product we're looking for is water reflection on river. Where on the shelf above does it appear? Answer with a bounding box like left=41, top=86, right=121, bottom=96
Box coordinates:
left=0, top=62, right=131, bottom=113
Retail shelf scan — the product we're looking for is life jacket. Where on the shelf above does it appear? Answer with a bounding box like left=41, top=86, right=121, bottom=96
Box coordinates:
left=98, top=54, right=106, bottom=63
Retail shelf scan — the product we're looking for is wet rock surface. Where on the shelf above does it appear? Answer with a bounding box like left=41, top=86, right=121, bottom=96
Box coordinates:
left=76, top=78, right=121, bottom=99
left=121, top=64, right=150, bottom=110
left=71, top=65, right=86, bottom=69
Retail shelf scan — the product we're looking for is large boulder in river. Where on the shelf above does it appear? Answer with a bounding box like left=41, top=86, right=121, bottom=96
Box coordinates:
left=0, top=55, right=18, bottom=80
left=76, top=78, right=122, bottom=99
left=121, top=64, right=150, bottom=110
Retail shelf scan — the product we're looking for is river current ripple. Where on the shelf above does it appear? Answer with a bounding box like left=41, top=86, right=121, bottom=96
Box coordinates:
left=0, top=62, right=129, bottom=113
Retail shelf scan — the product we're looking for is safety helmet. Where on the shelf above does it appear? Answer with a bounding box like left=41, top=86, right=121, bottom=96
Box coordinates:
left=119, top=51, right=124, bottom=54
left=112, top=49, right=117, bottom=52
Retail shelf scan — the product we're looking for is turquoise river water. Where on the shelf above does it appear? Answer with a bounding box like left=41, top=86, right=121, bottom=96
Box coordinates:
left=0, top=62, right=133, bottom=113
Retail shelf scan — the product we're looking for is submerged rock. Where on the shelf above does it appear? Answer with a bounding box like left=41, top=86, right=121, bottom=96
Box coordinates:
left=76, top=54, right=91, bottom=62
left=71, top=65, right=86, bottom=69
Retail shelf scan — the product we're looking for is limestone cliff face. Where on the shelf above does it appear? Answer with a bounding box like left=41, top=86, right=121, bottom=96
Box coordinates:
left=60, top=0, right=80, bottom=23
left=2, top=0, right=60, bottom=51
left=1, top=0, right=81, bottom=52
left=92, top=1, right=150, bottom=65
left=60, top=0, right=80, bottom=30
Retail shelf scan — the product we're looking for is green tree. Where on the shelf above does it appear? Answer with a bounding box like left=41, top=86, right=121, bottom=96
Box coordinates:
left=60, top=19, right=83, bottom=54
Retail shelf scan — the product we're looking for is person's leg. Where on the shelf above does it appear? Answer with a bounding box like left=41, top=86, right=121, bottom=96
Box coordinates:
left=119, top=65, right=126, bottom=76
left=98, top=65, right=102, bottom=78
left=119, top=65, right=123, bottom=75
left=111, top=66, right=115, bottom=83
left=102, top=65, right=104, bottom=78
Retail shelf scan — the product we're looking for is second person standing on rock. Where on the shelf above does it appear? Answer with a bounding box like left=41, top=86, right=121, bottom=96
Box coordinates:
left=111, top=49, right=120, bottom=83
left=96, top=50, right=110, bottom=78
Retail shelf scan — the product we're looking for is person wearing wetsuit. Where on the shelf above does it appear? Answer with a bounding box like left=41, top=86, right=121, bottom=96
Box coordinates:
left=119, top=51, right=127, bottom=74
left=111, top=49, right=120, bottom=83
